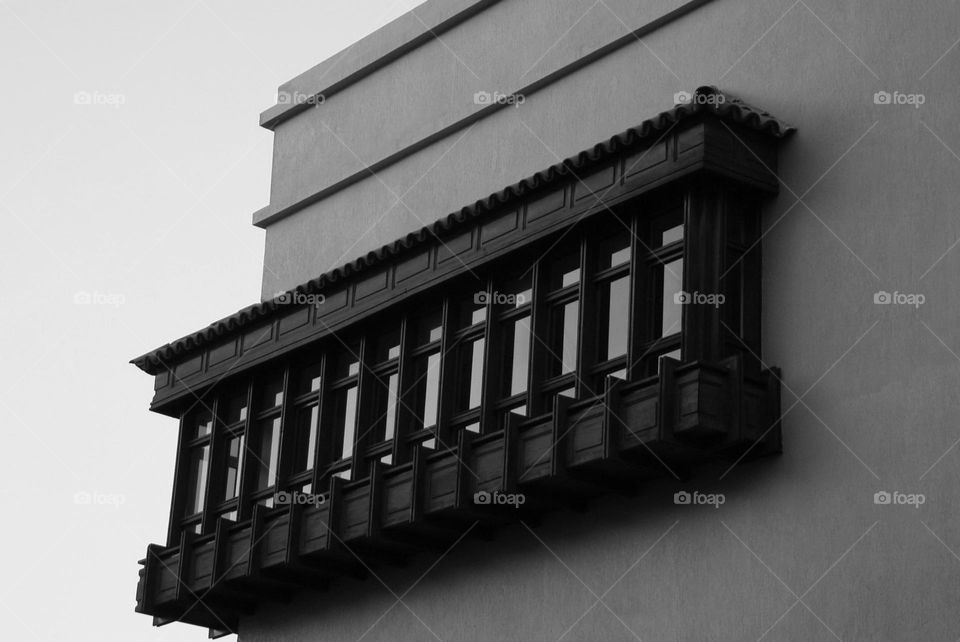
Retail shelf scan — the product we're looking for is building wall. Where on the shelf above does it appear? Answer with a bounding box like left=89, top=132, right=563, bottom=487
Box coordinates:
left=243, top=0, right=960, bottom=639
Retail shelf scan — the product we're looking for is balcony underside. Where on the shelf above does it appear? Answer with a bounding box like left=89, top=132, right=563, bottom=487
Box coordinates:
left=136, top=356, right=781, bottom=635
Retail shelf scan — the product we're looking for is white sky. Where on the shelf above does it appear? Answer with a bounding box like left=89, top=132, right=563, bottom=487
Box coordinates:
left=0, top=1, right=426, bottom=639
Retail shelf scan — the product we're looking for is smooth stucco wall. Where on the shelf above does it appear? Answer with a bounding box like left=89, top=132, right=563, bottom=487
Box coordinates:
left=243, top=0, right=960, bottom=639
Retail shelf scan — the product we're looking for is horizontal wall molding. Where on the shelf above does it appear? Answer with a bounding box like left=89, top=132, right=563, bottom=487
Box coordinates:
left=259, top=0, right=501, bottom=130
left=252, top=0, right=714, bottom=228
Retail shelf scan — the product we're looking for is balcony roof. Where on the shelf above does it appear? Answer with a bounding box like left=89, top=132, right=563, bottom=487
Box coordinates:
left=132, top=87, right=794, bottom=375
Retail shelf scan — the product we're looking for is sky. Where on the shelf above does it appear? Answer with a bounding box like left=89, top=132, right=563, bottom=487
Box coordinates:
left=0, top=1, right=427, bottom=639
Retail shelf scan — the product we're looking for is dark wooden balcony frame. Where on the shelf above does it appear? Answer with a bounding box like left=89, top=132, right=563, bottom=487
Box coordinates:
left=133, top=90, right=794, bottom=636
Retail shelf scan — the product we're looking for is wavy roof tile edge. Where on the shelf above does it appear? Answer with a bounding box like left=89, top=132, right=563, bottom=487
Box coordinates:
left=132, top=86, right=795, bottom=374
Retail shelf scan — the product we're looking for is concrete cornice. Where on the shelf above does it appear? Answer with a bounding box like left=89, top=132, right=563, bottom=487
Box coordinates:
left=252, top=0, right=714, bottom=229
left=258, top=0, right=500, bottom=130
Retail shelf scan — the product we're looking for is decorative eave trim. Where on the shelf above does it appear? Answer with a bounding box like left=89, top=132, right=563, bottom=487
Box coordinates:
left=132, top=87, right=794, bottom=379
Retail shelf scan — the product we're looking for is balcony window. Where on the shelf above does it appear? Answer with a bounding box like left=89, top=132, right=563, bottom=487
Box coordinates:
left=136, top=91, right=792, bottom=635
left=541, top=246, right=582, bottom=407
left=253, top=417, right=281, bottom=490
left=183, top=443, right=209, bottom=516
left=591, top=229, right=632, bottom=389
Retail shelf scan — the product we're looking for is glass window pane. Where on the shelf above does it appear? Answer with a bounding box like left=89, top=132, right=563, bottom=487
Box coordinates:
left=457, top=295, right=487, bottom=327
left=371, top=371, right=400, bottom=442
left=416, top=352, right=442, bottom=429
left=383, top=373, right=399, bottom=441
left=550, top=300, right=579, bottom=376
left=662, top=259, right=684, bottom=337
left=373, top=328, right=401, bottom=362
left=258, top=377, right=284, bottom=411
left=458, top=338, right=485, bottom=410
left=416, top=309, right=443, bottom=345
left=550, top=251, right=581, bottom=290
left=219, top=510, right=237, bottom=523
left=657, top=348, right=680, bottom=370
left=184, top=444, right=210, bottom=515
left=504, top=316, right=531, bottom=396
left=221, top=390, right=248, bottom=425
left=661, top=224, right=684, bottom=246
left=296, top=362, right=322, bottom=396
left=254, top=417, right=281, bottom=490
left=222, top=434, right=244, bottom=501
left=334, top=385, right=358, bottom=460
left=498, top=275, right=532, bottom=308
left=295, top=405, right=319, bottom=471
left=602, top=234, right=631, bottom=269
left=333, top=345, right=361, bottom=379
left=189, top=409, right=213, bottom=438
left=602, top=276, right=630, bottom=360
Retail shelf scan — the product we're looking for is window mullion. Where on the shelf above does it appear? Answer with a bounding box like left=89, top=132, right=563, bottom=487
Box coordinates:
left=166, top=410, right=191, bottom=546
left=575, top=238, right=595, bottom=398
left=435, top=296, right=457, bottom=448
left=627, top=213, right=645, bottom=381
left=478, top=280, right=499, bottom=434
left=274, top=366, right=293, bottom=492
left=349, top=338, right=371, bottom=479
left=235, top=381, right=255, bottom=521
left=309, top=353, right=329, bottom=491
left=199, top=395, right=223, bottom=533
left=528, top=259, right=548, bottom=415
left=392, top=315, right=414, bottom=464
